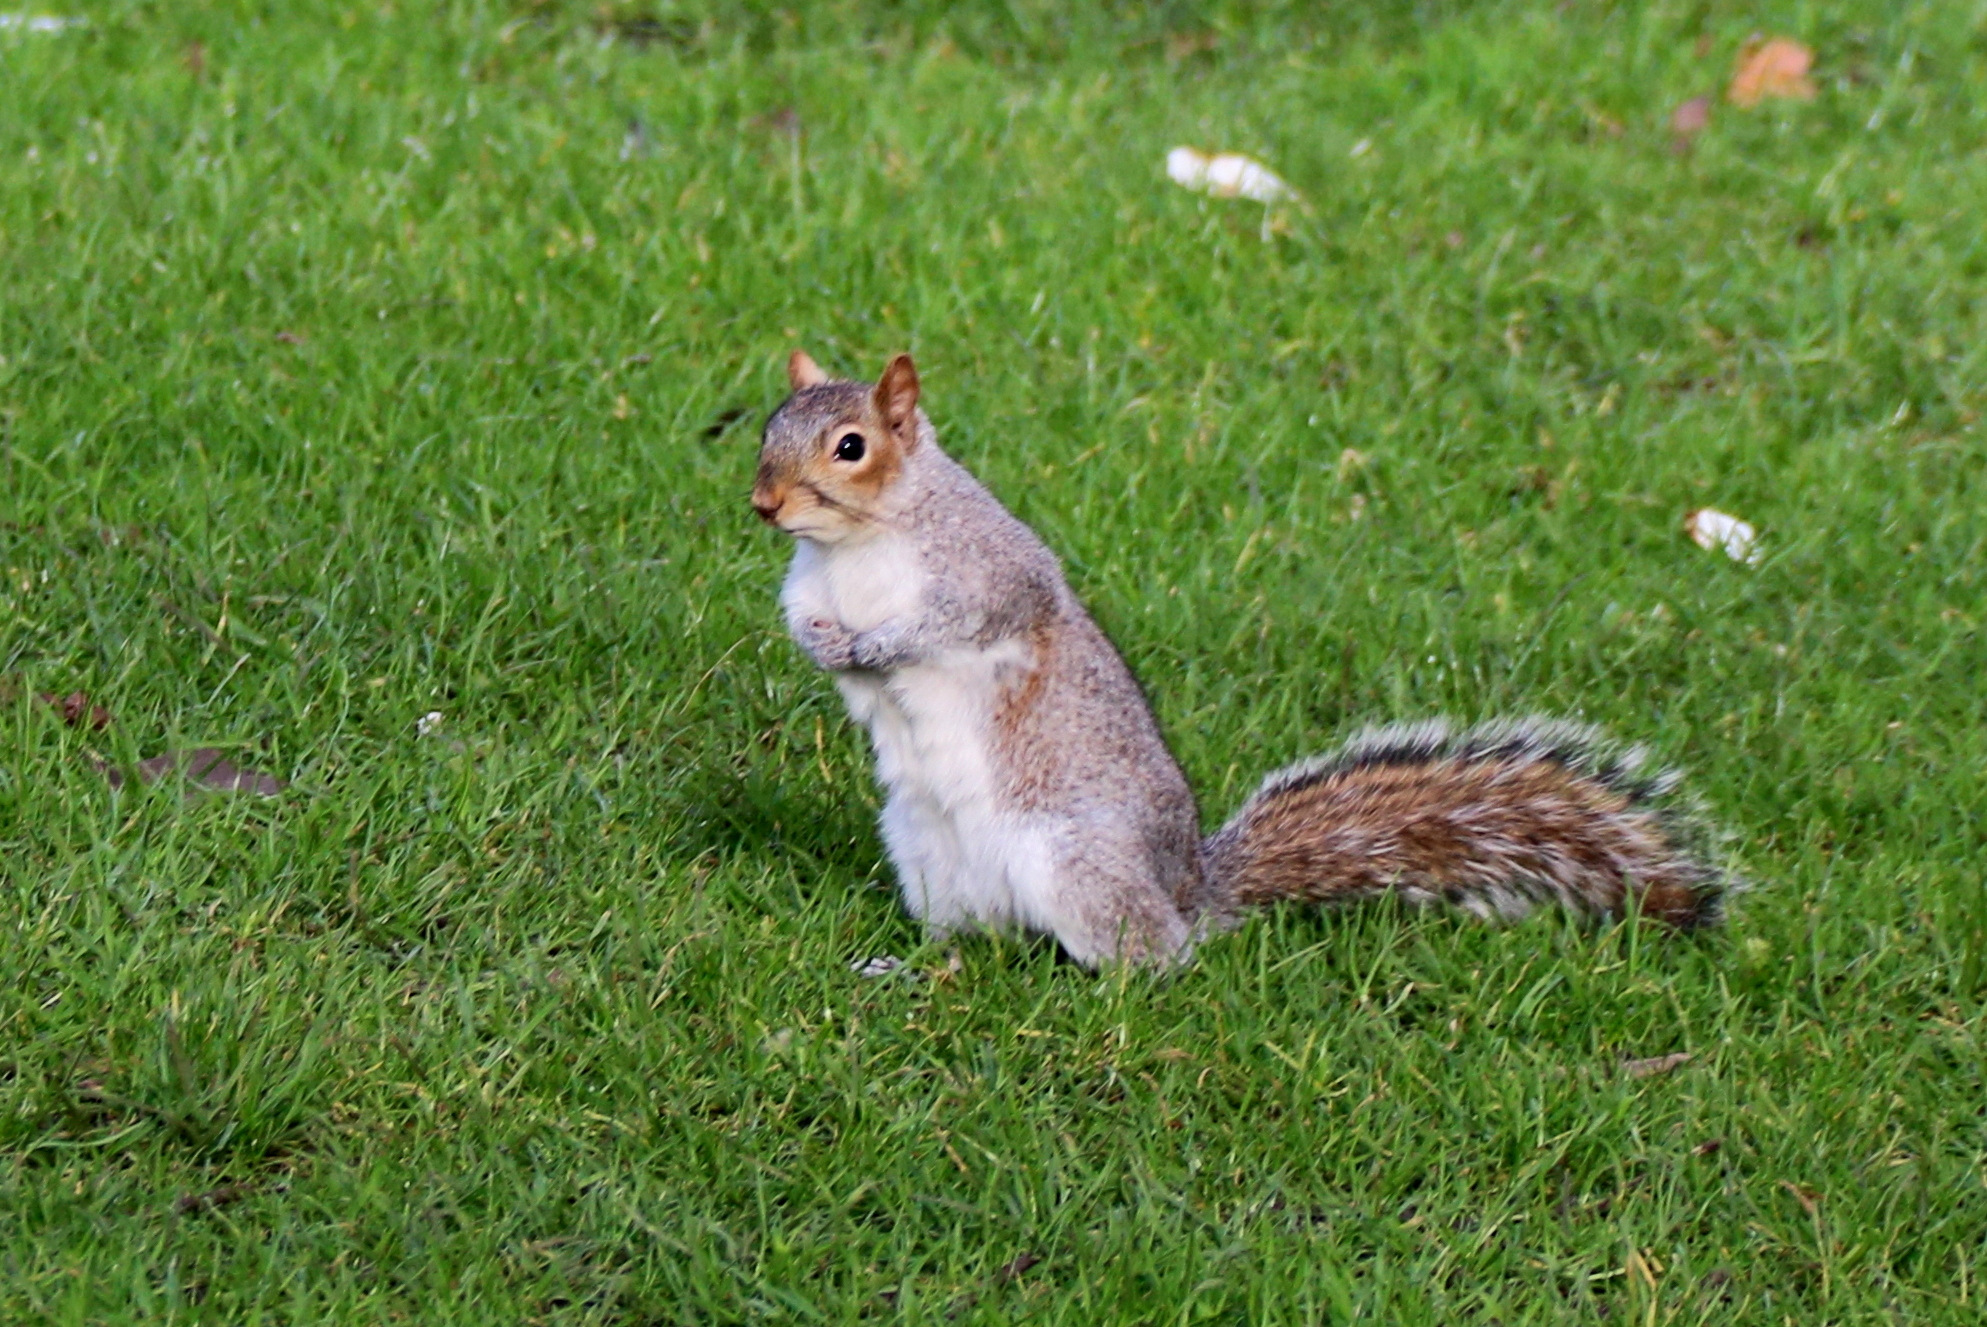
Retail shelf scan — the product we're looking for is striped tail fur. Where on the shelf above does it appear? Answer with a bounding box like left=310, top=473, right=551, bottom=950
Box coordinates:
left=1200, top=718, right=1735, bottom=929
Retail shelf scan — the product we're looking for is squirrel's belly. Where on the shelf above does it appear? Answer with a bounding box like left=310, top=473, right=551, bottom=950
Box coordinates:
left=837, top=642, right=1043, bottom=931
left=844, top=653, right=1008, bottom=815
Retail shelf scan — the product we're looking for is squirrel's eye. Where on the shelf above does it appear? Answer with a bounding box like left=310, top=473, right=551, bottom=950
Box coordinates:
left=833, top=433, right=866, bottom=462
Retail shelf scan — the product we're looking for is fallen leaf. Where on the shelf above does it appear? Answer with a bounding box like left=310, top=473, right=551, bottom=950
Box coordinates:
left=38, top=690, right=112, bottom=731
left=1685, top=508, right=1761, bottom=565
left=997, top=1253, right=1040, bottom=1282
left=1166, top=147, right=1295, bottom=204
left=1728, top=37, right=1816, bottom=108
left=1622, top=1051, right=1693, bottom=1078
left=1778, top=1180, right=1821, bottom=1217
left=1692, top=1137, right=1723, bottom=1156
left=101, top=748, right=286, bottom=797
left=1670, top=95, right=1712, bottom=154
left=176, top=1183, right=247, bottom=1216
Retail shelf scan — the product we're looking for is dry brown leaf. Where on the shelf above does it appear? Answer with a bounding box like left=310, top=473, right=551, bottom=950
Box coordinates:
left=1728, top=37, right=1816, bottom=108
left=1621, top=1051, right=1693, bottom=1078
left=1671, top=96, right=1712, bottom=137
left=997, top=1253, right=1041, bottom=1282
left=101, top=748, right=286, bottom=797
left=39, top=690, right=113, bottom=731
left=176, top=1182, right=247, bottom=1216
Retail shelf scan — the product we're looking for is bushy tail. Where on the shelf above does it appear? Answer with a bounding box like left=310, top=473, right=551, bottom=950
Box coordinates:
left=1200, top=718, right=1735, bottom=929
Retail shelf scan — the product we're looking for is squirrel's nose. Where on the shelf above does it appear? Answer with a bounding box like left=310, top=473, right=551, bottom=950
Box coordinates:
left=750, top=487, right=783, bottom=523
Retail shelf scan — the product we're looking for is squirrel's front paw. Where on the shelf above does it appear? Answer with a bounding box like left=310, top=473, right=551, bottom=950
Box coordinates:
left=796, top=616, right=858, bottom=671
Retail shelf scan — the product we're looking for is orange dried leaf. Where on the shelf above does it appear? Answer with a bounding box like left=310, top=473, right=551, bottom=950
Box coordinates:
left=1671, top=96, right=1712, bottom=136
left=1728, top=38, right=1816, bottom=108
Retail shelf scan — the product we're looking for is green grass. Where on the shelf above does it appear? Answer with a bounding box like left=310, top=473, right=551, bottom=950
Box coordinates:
left=2, top=0, right=1984, bottom=1320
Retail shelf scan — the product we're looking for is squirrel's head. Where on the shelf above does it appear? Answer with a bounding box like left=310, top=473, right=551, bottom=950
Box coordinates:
left=752, top=350, right=921, bottom=542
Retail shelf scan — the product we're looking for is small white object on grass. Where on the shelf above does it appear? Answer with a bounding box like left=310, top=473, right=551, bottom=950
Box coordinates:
left=850, top=955, right=907, bottom=979
left=1684, top=508, right=1761, bottom=565
left=417, top=710, right=444, bottom=737
left=1165, top=147, right=1295, bottom=204
left=0, top=13, right=85, bottom=31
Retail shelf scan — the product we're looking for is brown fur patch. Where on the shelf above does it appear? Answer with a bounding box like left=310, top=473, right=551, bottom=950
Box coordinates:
left=991, top=625, right=1058, bottom=812
left=830, top=421, right=904, bottom=503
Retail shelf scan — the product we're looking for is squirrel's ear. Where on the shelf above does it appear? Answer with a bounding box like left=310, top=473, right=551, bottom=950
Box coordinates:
left=875, top=354, right=920, bottom=444
left=787, top=349, right=828, bottom=390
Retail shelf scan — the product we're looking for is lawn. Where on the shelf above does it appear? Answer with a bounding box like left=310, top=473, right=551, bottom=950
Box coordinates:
left=2, top=0, right=1984, bottom=1320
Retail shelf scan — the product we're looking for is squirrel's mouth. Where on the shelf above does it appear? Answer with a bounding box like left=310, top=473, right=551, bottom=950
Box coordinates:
left=777, top=517, right=859, bottom=543
left=753, top=484, right=866, bottom=539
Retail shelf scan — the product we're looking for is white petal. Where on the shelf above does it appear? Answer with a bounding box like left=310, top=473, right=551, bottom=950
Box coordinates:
left=1685, top=508, right=1761, bottom=565
left=1165, top=148, right=1293, bottom=203
left=1165, top=146, right=1211, bottom=189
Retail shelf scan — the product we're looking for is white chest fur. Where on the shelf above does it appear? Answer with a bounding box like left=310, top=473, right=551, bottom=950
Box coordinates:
left=781, top=532, right=1002, bottom=803
left=781, top=534, right=926, bottom=634
left=780, top=534, right=1041, bottom=932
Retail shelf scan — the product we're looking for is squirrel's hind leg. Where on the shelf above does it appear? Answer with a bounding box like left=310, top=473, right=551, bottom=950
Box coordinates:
left=1018, top=822, right=1192, bottom=969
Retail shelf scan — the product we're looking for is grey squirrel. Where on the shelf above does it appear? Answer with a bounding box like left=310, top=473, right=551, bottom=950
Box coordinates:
left=751, top=351, right=1734, bottom=967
